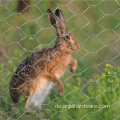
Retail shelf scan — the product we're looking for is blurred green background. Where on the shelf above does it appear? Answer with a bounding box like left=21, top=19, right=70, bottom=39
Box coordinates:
left=0, top=0, right=120, bottom=120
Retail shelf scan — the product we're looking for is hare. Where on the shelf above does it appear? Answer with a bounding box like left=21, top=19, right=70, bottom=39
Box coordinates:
left=9, top=9, right=80, bottom=114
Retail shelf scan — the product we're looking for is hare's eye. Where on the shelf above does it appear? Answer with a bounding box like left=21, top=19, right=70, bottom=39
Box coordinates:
left=65, top=35, right=70, bottom=40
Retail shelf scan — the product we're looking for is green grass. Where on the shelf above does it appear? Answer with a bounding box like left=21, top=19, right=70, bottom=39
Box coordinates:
left=0, top=0, right=120, bottom=120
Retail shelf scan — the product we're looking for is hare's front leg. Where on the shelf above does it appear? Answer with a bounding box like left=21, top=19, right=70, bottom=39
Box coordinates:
left=69, top=59, right=77, bottom=73
left=49, top=75, right=64, bottom=95
left=54, top=77, right=64, bottom=95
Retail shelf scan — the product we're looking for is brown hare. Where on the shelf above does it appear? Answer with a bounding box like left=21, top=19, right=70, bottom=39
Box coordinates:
left=9, top=9, right=80, bottom=114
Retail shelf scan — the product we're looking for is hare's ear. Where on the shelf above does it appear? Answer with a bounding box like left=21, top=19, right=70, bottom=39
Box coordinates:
left=47, top=9, right=65, bottom=36
left=47, top=9, right=58, bottom=29
left=55, top=9, right=65, bottom=32
left=55, top=9, right=65, bottom=22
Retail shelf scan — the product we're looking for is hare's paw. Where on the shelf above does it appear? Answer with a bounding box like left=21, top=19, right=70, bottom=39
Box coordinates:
left=69, top=59, right=77, bottom=73
left=34, top=108, right=40, bottom=115
left=25, top=107, right=32, bottom=115
left=70, top=68, right=76, bottom=73
left=57, top=86, right=64, bottom=95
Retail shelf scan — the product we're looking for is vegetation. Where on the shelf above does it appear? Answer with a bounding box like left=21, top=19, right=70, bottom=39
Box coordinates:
left=0, top=0, right=120, bottom=120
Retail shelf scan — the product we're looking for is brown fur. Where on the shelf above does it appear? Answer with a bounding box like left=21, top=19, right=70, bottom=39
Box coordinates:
left=17, top=0, right=30, bottom=12
left=9, top=9, right=80, bottom=113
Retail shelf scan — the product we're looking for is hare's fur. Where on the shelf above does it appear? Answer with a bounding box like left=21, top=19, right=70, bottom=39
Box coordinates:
left=25, top=77, right=53, bottom=112
left=9, top=9, right=80, bottom=114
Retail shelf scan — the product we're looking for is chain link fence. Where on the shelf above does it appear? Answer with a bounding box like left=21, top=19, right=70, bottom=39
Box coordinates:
left=0, top=0, right=120, bottom=120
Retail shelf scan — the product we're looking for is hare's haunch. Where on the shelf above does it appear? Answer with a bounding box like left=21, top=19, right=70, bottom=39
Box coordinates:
left=9, top=9, right=80, bottom=114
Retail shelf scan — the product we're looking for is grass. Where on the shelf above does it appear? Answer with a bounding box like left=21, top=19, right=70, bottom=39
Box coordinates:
left=0, top=0, right=120, bottom=120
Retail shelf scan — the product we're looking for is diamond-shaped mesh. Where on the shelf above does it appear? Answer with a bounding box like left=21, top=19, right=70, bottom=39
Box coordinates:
left=0, top=0, right=120, bottom=120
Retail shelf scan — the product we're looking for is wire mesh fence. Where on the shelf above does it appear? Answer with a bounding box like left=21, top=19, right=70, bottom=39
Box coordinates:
left=0, top=0, right=120, bottom=120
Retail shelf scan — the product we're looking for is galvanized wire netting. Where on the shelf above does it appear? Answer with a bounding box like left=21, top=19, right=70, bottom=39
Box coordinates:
left=0, top=0, right=120, bottom=120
